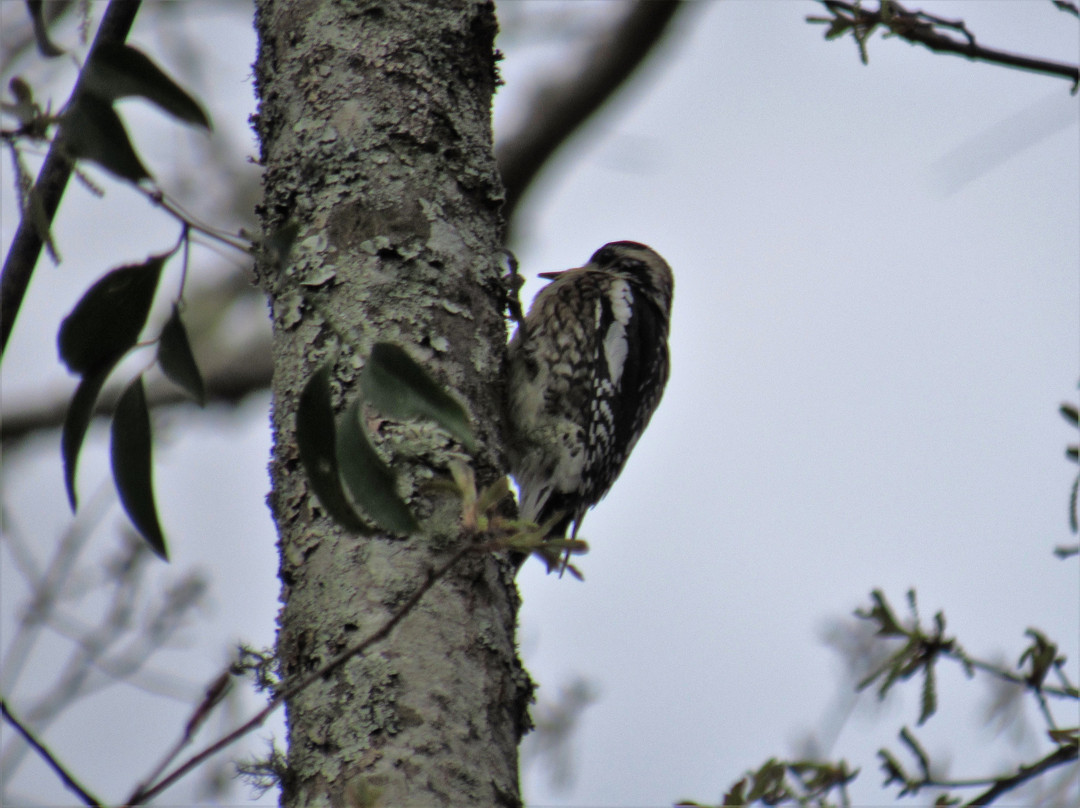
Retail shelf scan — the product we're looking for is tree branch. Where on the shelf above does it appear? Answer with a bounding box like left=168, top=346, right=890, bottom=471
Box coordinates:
left=1, top=333, right=272, bottom=444
left=0, top=699, right=103, bottom=807
left=963, top=741, right=1078, bottom=806
left=496, top=0, right=687, bottom=228
left=0, top=0, right=142, bottom=361
left=810, top=1, right=1079, bottom=85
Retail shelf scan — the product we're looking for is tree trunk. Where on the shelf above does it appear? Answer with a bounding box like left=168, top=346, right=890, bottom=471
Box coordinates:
left=252, top=1, right=530, bottom=805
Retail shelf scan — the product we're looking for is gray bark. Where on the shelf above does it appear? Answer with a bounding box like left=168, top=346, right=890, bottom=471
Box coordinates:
left=252, top=1, right=530, bottom=805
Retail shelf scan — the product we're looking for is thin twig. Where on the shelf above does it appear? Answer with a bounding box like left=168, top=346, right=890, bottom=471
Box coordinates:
left=0, top=699, right=103, bottom=807
left=131, top=666, right=233, bottom=797
left=126, top=539, right=490, bottom=803
left=0, top=0, right=143, bottom=360
left=952, top=651, right=1077, bottom=700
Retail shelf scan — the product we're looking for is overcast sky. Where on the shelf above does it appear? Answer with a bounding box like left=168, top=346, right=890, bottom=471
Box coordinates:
left=2, top=2, right=1078, bottom=806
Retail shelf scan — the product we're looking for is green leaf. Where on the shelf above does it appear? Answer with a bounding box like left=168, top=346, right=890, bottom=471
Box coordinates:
left=900, top=727, right=931, bottom=776
left=877, top=749, right=908, bottom=788
left=917, top=659, right=937, bottom=725
left=111, top=376, right=168, bottom=560
left=296, top=366, right=370, bottom=534
left=84, top=43, right=211, bottom=130
left=337, top=397, right=418, bottom=535
left=719, top=778, right=746, bottom=807
left=360, top=343, right=476, bottom=452
left=746, top=759, right=785, bottom=803
left=863, top=589, right=907, bottom=636
left=1018, top=628, right=1057, bottom=688
left=62, top=94, right=151, bottom=182
left=61, top=363, right=115, bottom=510
left=25, top=1, right=64, bottom=57
left=157, top=305, right=205, bottom=405
left=58, top=256, right=165, bottom=374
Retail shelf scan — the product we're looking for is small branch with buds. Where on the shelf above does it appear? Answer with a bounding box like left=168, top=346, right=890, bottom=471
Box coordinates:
left=808, top=0, right=1079, bottom=87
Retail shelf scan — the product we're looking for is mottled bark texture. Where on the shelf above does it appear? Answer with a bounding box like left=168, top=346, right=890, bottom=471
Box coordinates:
left=252, top=1, right=530, bottom=805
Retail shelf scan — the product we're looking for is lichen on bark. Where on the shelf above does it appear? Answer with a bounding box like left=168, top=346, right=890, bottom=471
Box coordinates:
left=252, top=1, right=530, bottom=805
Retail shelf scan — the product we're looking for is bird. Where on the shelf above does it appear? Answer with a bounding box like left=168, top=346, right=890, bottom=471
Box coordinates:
left=506, top=241, right=674, bottom=572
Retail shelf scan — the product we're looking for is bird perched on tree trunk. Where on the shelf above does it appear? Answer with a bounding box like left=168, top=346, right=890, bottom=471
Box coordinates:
left=506, top=241, right=674, bottom=573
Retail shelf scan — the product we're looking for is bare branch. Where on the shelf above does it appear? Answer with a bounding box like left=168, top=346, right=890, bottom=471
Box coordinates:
left=0, top=699, right=103, bottom=807
left=496, top=1, right=687, bottom=228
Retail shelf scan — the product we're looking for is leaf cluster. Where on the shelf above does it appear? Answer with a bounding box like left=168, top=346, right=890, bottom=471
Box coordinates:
left=58, top=246, right=207, bottom=560
left=4, top=11, right=223, bottom=561
left=855, top=591, right=1078, bottom=804
left=679, top=758, right=857, bottom=808
left=854, top=589, right=956, bottom=725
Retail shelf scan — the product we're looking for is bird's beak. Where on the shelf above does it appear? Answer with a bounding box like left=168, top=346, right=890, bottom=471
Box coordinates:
left=538, top=263, right=588, bottom=280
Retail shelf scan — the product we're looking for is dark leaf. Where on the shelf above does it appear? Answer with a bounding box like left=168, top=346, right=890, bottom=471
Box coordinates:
left=1062, top=402, right=1079, bottom=425
left=157, top=305, right=205, bottom=405
left=337, top=397, right=418, bottom=535
left=25, top=0, right=64, bottom=57
left=62, top=94, right=151, bottom=182
left=296, top=366, right=370, bottom=534
left=61, top=363, right=114, bottom=510
left=1052, top=1, right=1080, bottom=20
left=111, top=376, right=168, bottom=560
left=361, top=342, right=476, bottom=452
left=84, top=43, right=211, bottom=130
left=58, top=256, right=165, bottom=374
left=5, top=76, right=43, bottom=126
